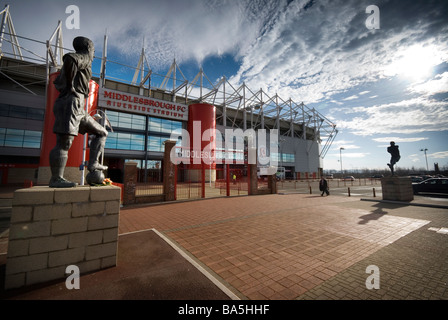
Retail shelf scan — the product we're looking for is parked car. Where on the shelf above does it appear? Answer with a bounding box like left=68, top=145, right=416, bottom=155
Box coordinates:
left=342, top=176, right=355, bottom=181
left=410, top=176, right=424, bottom=183
left=412, top=178, right=448, bottom=195
left=326, top=174, right=334, bottom=179
left=371, top=174, right=384, bottom=179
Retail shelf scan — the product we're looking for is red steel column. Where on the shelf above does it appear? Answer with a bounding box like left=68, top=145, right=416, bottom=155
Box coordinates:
left=187, top=103, right=216, bottom=194
left=187, top=103, right=216, bottom=169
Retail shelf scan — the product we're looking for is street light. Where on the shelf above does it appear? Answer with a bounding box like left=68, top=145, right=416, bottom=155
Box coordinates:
left=340, top=147, right=345, bottom=177
left=420, top=148, right=429, bottom=172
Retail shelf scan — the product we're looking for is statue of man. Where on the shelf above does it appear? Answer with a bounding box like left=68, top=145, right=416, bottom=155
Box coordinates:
left=387, top=141, right=400, bottom=176
left=49, top=36, right=108, bottom=188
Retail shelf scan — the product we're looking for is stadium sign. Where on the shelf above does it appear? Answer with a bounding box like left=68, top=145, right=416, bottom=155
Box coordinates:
left=98, top=87, right=188, bottom=120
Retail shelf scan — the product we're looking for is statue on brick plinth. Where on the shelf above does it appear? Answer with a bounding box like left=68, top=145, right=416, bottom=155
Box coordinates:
left=49, top=36, right=108, bottom=188
left=387, top=141, right=400, bottom=176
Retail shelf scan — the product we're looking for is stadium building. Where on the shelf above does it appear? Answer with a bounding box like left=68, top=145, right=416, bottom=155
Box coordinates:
left=0, top=5, right=337, bottom=190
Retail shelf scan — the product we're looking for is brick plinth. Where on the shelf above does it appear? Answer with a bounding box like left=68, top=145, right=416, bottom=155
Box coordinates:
left=5, top=185, right=121, bottom=290
left=381, top=176, right=414, bottom=202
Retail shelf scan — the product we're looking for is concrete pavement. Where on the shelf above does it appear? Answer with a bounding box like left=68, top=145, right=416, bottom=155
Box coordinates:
left=1, top=190, right=448, bottom=300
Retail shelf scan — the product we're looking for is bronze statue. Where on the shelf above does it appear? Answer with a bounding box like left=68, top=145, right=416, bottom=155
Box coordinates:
left=387, top=141, right=400, bottom=176
left=49, top=36, right=108, bottom=188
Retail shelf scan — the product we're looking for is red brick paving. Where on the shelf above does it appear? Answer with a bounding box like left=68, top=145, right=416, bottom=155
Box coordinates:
left=118, top=194, right=430, bottom=300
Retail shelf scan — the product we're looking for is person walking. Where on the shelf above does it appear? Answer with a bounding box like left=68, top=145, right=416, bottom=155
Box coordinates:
left=319, top=176, right=330, bottom=196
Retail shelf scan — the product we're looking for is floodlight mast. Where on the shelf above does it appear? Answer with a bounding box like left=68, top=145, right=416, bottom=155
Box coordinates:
left=0, top=4, right=23, bottom=60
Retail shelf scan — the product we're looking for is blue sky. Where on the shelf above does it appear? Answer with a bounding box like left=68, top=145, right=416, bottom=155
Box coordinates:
left=2, top=0, right=448, bottom=171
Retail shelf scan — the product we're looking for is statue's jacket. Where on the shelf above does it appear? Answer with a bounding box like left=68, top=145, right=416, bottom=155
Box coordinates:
left=52, top=52, right=92, bottom=136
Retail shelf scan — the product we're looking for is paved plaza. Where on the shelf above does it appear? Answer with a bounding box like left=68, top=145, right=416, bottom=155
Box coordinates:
left=1, top=190, right=448, bottom=300
left=117, top=194, right=448, bottom=300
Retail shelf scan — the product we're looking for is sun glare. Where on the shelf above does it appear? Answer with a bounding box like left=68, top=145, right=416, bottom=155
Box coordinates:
left=385, top=45, right=441, bottom=81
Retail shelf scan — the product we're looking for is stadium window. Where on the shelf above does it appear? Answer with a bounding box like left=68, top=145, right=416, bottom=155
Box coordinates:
left=26, top=108, right=45, bottom=120
left=0, top=104, right=45, bottom=121
left=0, top=104, right=9, bottom=117
left=282, top=153, right=295, bottom=163
left=8, top=106, right=27, bottom=119
left=148, top=117, right=162, bottom=133
left=147, top=135, right=163, bottom=152
left=23, top=130, right=42, bottom=148
left=105, top=132, right=144, bottom=151
left=0, top=128, right=42, bottom=148
left=105, top=110, right=145, bottom=130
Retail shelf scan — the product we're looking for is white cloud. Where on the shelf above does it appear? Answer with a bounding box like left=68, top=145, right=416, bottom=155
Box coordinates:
left=336, top=97, right=448, bottom=136
left=330, top=140, right=360, bottom=150
left=408, top=72, right=448, bottom=96
left=372, top=137, right=429, bottom=143
left=328, top=152, right=369, bottom=158
left=333, top=145, right=360, bottom=150
left=228, top=0, right=448, bottom=107
left=4, top=0, right=278, bottom=69
left=409, top=154, right=422, bottom=163
left=430, top=151, right=448, bottom=159
left=343, top=95, right=359, bottom=101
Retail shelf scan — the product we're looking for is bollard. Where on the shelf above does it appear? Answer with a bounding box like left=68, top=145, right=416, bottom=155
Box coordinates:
left=309, top=186, right=312, bottom=194
left=348, top=187, right=351, bottom=197
left=373, top=187, right=376, bottom=197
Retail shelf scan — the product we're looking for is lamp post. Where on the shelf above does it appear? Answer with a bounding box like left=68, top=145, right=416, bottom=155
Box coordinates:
left=339, top=147, right=345, bottom=177
left=420, top=148, right=429, bottom=172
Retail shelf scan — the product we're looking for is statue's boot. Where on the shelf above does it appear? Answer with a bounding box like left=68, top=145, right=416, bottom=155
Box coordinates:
left=87, top=135, right=108, bottom=172
left=49, top=177, right=77, bottom=188
left=49, top=149, right=77, bottom=188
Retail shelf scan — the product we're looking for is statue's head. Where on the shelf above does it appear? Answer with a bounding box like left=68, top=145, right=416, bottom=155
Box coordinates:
left=73, top=36, right=94, bottom=61
left=390, top=141, right=395, bottom=146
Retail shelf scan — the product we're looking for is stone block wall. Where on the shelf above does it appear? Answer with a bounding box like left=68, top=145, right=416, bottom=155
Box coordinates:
left=5, top=185, right=121, bottom=290
left=381, top=176, right=414, bottom=202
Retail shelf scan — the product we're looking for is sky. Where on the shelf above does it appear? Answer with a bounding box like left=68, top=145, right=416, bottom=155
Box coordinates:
left=1, top=0, right=448, bottom=172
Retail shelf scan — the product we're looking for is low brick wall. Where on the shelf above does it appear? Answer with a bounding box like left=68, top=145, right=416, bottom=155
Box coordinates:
left=381, top=176, right=414, bottom=202
left=5, top=185, right=121, bottom=290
